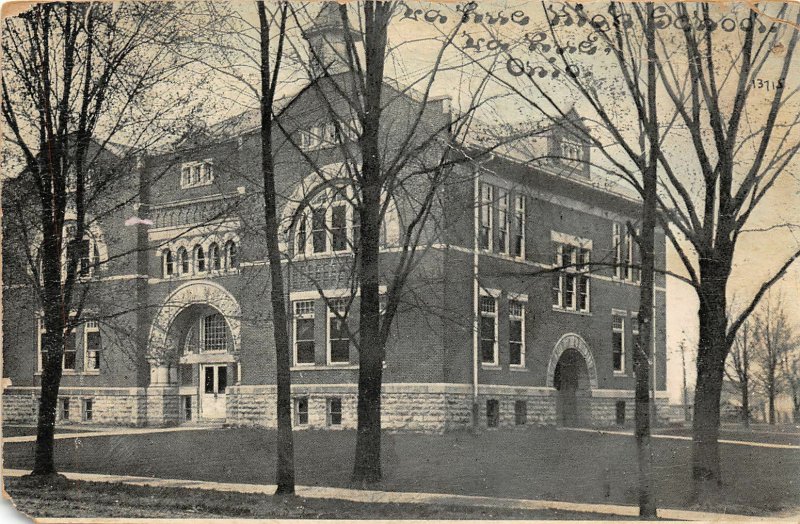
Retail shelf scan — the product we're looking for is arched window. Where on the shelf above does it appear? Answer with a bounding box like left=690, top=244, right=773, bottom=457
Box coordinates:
left=209, top=243, right=221, bottom=271
left=163, top=250, right=174, bottom=277
left=296, top=184, right=357, bottom=256
left=195, top=245, right=206, bottom=272
left=225, top=241, right=238, bottom=270
left=203, top=313, right=227, bottom=352
left=177, top=247, right=189, bottom=275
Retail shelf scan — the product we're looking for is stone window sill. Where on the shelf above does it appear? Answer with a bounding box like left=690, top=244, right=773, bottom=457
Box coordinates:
left=551, top=306, right=592, bottom=317
left=481, top=364, right=502, bottom=370
left=290, top=364, right=358, bottom=371
left=509, top=366, right=529, bottom=372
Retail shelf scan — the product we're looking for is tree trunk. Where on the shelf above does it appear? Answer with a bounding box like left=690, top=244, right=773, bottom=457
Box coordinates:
left=256, top=0, right=294, bottom=495
left=352, top=164, right=384, bottom=485
left=768, top=385, right=776, bottom=425
left=32, top=330, right=64, bottom=476
left=741, top=381, right=750, bottom=428
left=691, top=292, right=728, bottom=496
left=351, top=1, right=389, bottom=485
left=634, top=5, right=657, bottom=517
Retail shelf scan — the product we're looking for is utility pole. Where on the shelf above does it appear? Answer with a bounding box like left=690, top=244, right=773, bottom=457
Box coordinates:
left=680, top=339, right=691, bottom=422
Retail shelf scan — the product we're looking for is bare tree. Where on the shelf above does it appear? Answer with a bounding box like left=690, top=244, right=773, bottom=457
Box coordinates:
left=780, top=339, right=800, bottom=423
left=279, top=1, right=502, bottom=484
left=468, top=1, right=800, bottom=497
left=751, top=295, right=795, bottom=425
left=2, top=1, right=193, bottom=477
left=255, top=0, right=295, bottom=494
left=726, top=320, right=753, bottom=426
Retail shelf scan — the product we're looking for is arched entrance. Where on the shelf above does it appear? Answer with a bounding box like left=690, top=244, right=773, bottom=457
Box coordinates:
left=148, top=282, right=241, bottom=422
left=546, top=333, right=597, bottom=427
left=553, top=349, right=591, bottom=426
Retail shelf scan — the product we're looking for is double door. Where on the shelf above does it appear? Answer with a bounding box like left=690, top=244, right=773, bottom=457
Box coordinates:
left=200, top=364, right=227, bottom=420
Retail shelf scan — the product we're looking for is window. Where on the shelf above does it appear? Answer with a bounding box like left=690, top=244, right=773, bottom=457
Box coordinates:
left=479, top=183, right=493, bottom=250
left=480, top=295, right=497, bottom=365
left=84, top=320, right=101, bottom=371
left=184, top=396, right=192, bottom=421
left=331, top=204, right=348, bottom=251
left=327, top=397, right=342, bottom=426
left=83, top=399, right=93, bottom=421
left=509, top=300, right=525, bottom=367
left=37, top=317, right=47, bottom=372
left=203, top=313, right=227, bottom=352
left=294, top=300, right=315, bottom=365
left=625, top=229, right=634, bottom=281
left=225, top=241, right=238, bottom=270
left=513, top=194, right=525, bottom=258
left=163, top=250, right=174, bottom=277
left=497, top=189, right=509, bottom=254
left=515, top=400, right=527, bottom=425
left=195, top=245, right=205, bottom=272
left=180, top=160, right=214, bottom=189
left=613, top=223, right=640, bottom=282
left=616, top=401, right=626, bottom=425
left=312, top=207, right=327, bottom=254
left=328, top=299, right=350, bottom=364
left=295, top=397, right=309, bottom=426
left=64, top=328, right=77, bottom=370
left=297, top=185, right=362, bottom=257
left=553, top=242, right=590, bottom=312
left=612, top=314, right=625, bottom=373
left=67, top=239, right=92, bottom=277
left=613, top=223, right=623, bottom=279
left=561, top=140, right=582, bottom=162
left=486, top=399, right=499, bottom=427
left=178, top=247, right=189, bottom=275
left=209, top=243, right=221, bottom=271
left=61, top=398, right=70, bottom=420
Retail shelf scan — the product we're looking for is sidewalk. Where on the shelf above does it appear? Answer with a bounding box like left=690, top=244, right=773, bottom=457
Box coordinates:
left=3, top=468, right=790, bottom=522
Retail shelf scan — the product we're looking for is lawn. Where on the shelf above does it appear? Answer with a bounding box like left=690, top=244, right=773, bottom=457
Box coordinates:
left=3, top=476, right=639, bottom=520
left=4, top=426, right=799, bottom=516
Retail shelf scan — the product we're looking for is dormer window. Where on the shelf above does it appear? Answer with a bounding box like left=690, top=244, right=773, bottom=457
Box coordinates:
left=560, top=140, right=583, bottom=163
left=298, top=120, right=360, bottom=152
left=180, top=160, right=214, bottom=189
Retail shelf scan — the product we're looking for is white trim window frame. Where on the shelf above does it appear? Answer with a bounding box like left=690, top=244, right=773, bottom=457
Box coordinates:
left=36, top=316, right=46, bottom=373
left=294, top=397, right=309, bottom=426
left=625, top=228, right=634, bottom=281
left=83, top=320, right=101, bottom=372
left=612, top=312, right=626, bottom=374
left=508, top=299, right=526, bottom=367
left=327, top=298, right=350, bottom=365
left=513, top=194, right=525, bottom=258
left=298, top=185, right=356, bottom=257
left=613, top=222, right=623, bottom=279
left=162, top=249, right=174, bottom=278
left=552, top=244, right=563, bottom=308
left=497, top=188, right=509, bottom=255
left=578, top=248, right=591, bottom=312
left=293, top=300, right=316, bottom=366
left=631, top=311, right=641, bottom=357
left=194, top=245, right=206, bottom=273
left=479, top=182, right=493, bottom=251
left=479, top=294, right=498, bottom=366
left=180, top=160, right=214, bottom=189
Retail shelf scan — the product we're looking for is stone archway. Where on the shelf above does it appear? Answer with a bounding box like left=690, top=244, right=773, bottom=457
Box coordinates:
left=545, top=333, right=598, bottom=389
left=147, top=281, right=241, bottom=378
left=546, top=334, right=597, bottom=427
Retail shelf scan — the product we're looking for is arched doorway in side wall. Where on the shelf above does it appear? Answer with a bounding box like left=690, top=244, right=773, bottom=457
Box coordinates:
left=553, top=348, right=592, bottom=427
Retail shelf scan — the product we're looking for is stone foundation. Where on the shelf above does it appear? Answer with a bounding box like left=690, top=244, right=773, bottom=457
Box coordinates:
left=2, top=387, right=148, bottom=426
left=3, top=384, right=670, bottom=430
